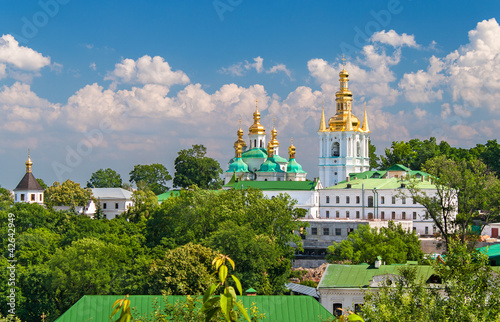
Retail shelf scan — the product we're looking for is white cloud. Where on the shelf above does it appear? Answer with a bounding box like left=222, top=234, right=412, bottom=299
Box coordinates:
left=267, top=63, right=293, bottom=79
left=89, top=62, right=96, bottom=71
left=371, top=30, right=419, bottom=48
left=398, top=56, right=445, bottom=103
left=413, top=107, right=427, bottom=119
left=441, top=103, right=451, bottom=118
left=219, top=57, right=293, bottom=80
left=244, top=56, right=264, bottom=73
left=0, top=34, right=50, bottom=71
left=0, top=64, right=6, bottom=80
left=104, top=55, right=190, bottom=88
left=219, top=62, right=244, bottom=76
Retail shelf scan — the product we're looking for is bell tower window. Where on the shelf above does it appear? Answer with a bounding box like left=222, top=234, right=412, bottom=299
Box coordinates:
left=331, top=142, right=340, bottom=157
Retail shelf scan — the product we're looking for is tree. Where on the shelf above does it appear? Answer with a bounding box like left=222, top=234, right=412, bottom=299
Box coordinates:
left=326, top=221, right=423, bottom=265
left=124, top=190, right=159, bottom=223
left=0, top=186, right=13, bottom=210
left=378, top=141, right=416, bottom=169
left=36, top=178, right=47, bottom=190
left=406, top=156, right=500, bottom=248
left=44, top=180, right=93, bottom=211
left=368, top=141, right=379, bottom=170
left=173, top=144, right=223, bottom=189
left=87, top=168, right=123, bottom=188
left=129, top=164, right=171, bottom=195
left=361, top=239, right=500, bottom=321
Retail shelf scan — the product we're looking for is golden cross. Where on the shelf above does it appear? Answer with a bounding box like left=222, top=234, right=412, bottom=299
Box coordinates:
left=255, top=98, right=258, bottom=109
left=41, top=313, right=47, bottom=322
left=341, top=54, right=346, bottom=68
left=291, top=137, right=294, bottom=144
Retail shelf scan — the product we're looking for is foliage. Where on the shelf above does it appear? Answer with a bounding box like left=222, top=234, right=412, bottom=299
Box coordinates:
left=36, top=178, right=48, bottom=190
left=0, top=186, right=13, bottom=210
left=368, top=141, right=378, bottom=170
left=326, top=221, right=423, bottom=265
left=406, top=156, right=500, bottom=248
left=87, top=168, right=123, bottom=188
left=299, top=280, right=317, bottom=288
left=44, top=179, right=93, bottom=211
left=130, top=164, right=172, bottom=195
left=173, top=144, right=223, bottom=189
left=202, top=254, right=250, bottom=322
left=361, top=239, right=500, bottom=321
left=110, top=295, right=132, bottom=322
left=148, top=243, right=216, bottom=295
left=124, top=190, right=159, bottom=223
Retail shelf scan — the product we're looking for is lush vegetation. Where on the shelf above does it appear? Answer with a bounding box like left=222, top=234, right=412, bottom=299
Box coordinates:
left=326, top=221, right=423, bottom=265
left=173, top=144, right=224, bottom=189
left=0, top=188, right=306, bottom=322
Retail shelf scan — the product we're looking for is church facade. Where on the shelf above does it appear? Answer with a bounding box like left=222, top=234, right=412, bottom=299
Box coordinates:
left=318, top=67, right=370, bottom=188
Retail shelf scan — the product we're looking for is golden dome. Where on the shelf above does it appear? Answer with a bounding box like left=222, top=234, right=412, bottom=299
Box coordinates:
left=248, top=101, right=266, bottom=135
left=234, top=121, right=247, bottom=149
left=288, top=138, right=296, bottom=159
left=25, top=150, right=32, bottom=173
left=266, top=141, right=274, bottom=158
left=329, top=113, right=360, bottom=131
left=235, top=143, right=242, bottom=158
left=269, top=120, right=279, bottom=147
left=340, top=68, right=349, bottom=77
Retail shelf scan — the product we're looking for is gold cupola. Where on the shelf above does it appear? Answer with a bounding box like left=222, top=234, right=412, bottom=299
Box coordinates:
left=235, top=143, right=242, bottom=158
left=248, top=100, right=266, bottom=135
left=25, top=150, right=33, bottom=173
left=288, top=138, right=296, bottom=159
left=266, top=141, right=274, bottom=158
left=269, top=119, right=279, bottom=148
left=328, top=58, right=361, bottom=131
left=234, top=120, right=247, bottom=150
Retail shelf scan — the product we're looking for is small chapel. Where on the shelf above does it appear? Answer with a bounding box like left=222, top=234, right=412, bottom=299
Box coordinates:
left=13, top=152, right=45, bottom=205
left=225, top=102, right=307, bottom=182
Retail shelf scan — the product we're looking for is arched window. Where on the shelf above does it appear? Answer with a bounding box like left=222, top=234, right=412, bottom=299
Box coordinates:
left=260, top=140, right=263, bottom=148
left=331, top=142, right=340, bottom=157
left=356, top=141, right=361, bottom=157
left=254, top=139, right=257, bottom=148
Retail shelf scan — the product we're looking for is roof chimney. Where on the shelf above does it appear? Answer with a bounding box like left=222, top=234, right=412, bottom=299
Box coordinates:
left=346, top=176, right=351, bottom=182
left=375, top=256, right=382, bottom=269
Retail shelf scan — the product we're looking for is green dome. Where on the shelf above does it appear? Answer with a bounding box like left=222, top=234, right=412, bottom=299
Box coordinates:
left=226, top=157, right=249, bottom=173
left=257, top=157, right=284, bottom=173
left=273, top=154, right=288, bottom=164
left=242, top=148, right=267, bottom=159
left=287, top=158, right=306, bottom=173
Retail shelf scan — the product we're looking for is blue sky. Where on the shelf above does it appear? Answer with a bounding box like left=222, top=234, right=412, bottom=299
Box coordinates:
left=1, top=0, right=500, bottom=189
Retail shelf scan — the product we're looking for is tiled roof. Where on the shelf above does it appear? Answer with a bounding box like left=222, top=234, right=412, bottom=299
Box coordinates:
left=14, top=172, right=44, bottom=191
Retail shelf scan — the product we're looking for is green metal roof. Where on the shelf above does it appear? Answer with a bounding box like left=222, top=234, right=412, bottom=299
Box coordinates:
left=242, top=148, right=267, bottom=159
left=477, top=243, right=500, bottom=259
left=287, top=158, right=306, bottom=174
left=226, top=157, right=250, bottom=173
left=327, top=177, right=437, bottom=190
left=55, top=295, right=332, bottom=322
left=257, top=157, right=284, bottom=173
left=273, top=154, right=288, bottom=163
left=386, top=164, right=412, bottom=172
left=318, top=264, right=436, bottom=289
left=226, top=180, right=318, bottom=191
left=157, top=190, right=181, bottom=202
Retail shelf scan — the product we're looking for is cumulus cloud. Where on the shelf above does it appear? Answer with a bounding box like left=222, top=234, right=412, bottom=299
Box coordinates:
left=104, top=55, right=190, bottom=88
left=371, top=30, right=419, bottom=48
left=398, top=56, right=445, bottom=103
left=244, top=56, right=264, bottom=73
left=219, top=56, right=292, bottom=79
left=266, top=63, right=293, bottom=79
left=0, top=34, right=50, bottom=71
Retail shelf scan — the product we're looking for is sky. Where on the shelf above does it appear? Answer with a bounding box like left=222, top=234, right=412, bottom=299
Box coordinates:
left=1, top=0, right=500, bottom=189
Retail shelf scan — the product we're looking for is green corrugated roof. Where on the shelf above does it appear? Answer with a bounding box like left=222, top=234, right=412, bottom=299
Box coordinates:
left=318, top=264, right=436, bottom=289
left=386, top=164, right=412, bottom=172
left=226, top=180, right=318, bottom=191
left=226, top=157, right=250, bottom=173
left=157, top=190, right=181, bottom=202
left=55, top=295, right=332, bottom=322
left=273, top=154, right=288, bottom=163
left=328, top=177, right=436, bottom=190
left=287, top=158, right=306, bottom=174
left=477, top=243, right=500, bottom=259
left=257, top=157, right=284, bottom=173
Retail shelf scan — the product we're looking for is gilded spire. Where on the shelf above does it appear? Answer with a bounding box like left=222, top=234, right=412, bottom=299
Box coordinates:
left=235, top=143, right=242, bottom=158
left=266, top=141, right=274, bottom=158
left=25, top=149, right=32, bottom=173
left=288, top=138, right=296, bottom=159
left=361, top=102, right=370, bottom=133
left=270, top=118, right=279, bottom=147
left=319, top=102, right=327, bottom=132
left=248, top=99, right=266, bottom=135
left=344, top=109, right=354, bottom=131
left=234, top=119, right=247, bottom=149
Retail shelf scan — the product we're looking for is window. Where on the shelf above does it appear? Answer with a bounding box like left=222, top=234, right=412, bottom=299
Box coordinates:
left=40, top=194, right=43, bottom=202
left=392, top=196, right=396, bottom=204
left=413, top=198, right=417, bottom=205
left=392, top=212, right=396, bottom=219
left=346, top=211, right=350, bottom=218
left=15, top=194, right=17, bottom=201
left=336, top=211, right=340, bottom=218
left=103, top=214, right=107, bottom=219
left=326, top=211, right=330, bottom=218
left=413, top=227, right=417, bottom=232
left=311, top=228, right=317, bottom=235
left=356, top=141, right=361, bottom=157
left=354, top=304, right=363, bottom=314
left=335, top=228, right=342, bottom=236
left=381, top=196, right=385, bottom=204
left=336, top=196, right=340, bottom=203
left=346, top=196, right=350, bottom=204
left=323, top=228, right=329, bottom=235
left=381, top=211, right=385, bottom=220
left=402, top=212, right=406, bottom=220
left=356, top=196, right=360, bottom=204
left=326, top=196, right=330, bottom=204
left=103, top=203, right=107, bottom=209
left=331, top=142, right=340, bottom=157
left=425, top=226, right=429, bottom=235
left=413, top=212, right=417, bottom=220
left=356, top=211, right=360, bottom=219
left=368, top=212, right=373, bottom=219
left=368, top=196, right=374, bottom=207
left=333, top=303, right=343, bottom=317
left=21, top=194, right=25, bottom=201
left=433, top=226, right=436, bottom=233
left=402, top=197, right=406, bottom=204
left=348, top=228, right=354, bottom=234
left=31, top=194, right=35, bottom=201
left=115, top=203, right=119, bottom=209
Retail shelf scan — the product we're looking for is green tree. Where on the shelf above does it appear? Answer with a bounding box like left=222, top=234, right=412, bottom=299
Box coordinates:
left=326, top=221, right=423, bottom=265
left=368, top=141, right=379, bottom=170
left=378, top=141, right=416, bottom=169
left=173, top=144, right=223, bottom=189
left=36, top=178, right=48, bottom=190
left=130, top=164, right=171, bottom=195
left=87, top=168, right=123, bottom=188
left=44, top=180, right=93, bottom=211
left=124, top=190, right=159, bottom=223
left=0, top=186, right=13, bottom=210
left=148, top=243, right=216, bottom=295
left=406, top=156, right=500, bottom=248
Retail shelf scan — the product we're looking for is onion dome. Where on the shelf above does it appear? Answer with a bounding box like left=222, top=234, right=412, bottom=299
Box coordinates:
left=270, top=120, right=279, bottom=147
left=234, top=121, right=247, bottom=149
left=287, top=139, right=306, bottom=173
left=226, top=144, right=249, bottom=173
left=266, top=141, right=274, bottom=158
left=248, top=100, right=266, bottom=135
left=25, top=151, right=33, bottom=173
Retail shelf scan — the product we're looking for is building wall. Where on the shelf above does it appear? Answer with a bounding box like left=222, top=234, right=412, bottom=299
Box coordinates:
left=318, top=288, right=365, bottom=315
left=14, top=190, right=44, bottom=205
